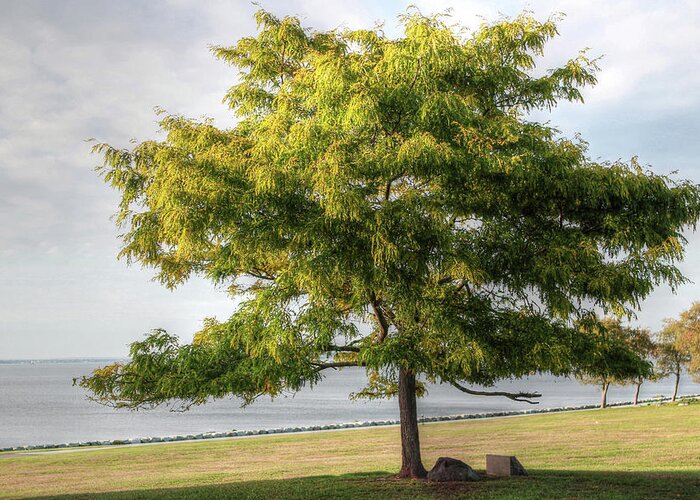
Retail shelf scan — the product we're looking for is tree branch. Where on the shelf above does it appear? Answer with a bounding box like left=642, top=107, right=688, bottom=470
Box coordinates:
left=370, top=292, right=390, bottom=343
left=325, top=344, right=361, bottom=353
left=408, top=57, right=421, bottom=91
left=450, top=382, right=541, bottom=404
left=437, top=277, right=470, bottom=296
left=384, top=172, right=403, bottom=201
left=247, top=270, right=277, bottom=281
left=311, top=361, right=360, bottom=372
left=455, top=280, right=470, bottom=295
left=279, top=41, right=286, bottom=87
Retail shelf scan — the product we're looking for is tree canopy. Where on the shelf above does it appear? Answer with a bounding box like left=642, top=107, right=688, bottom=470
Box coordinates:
left=80, top=9, right=700, bottom=477
left=675, top=302, right=700, bottom=381
left=576, top=318, right=653, bottom=383
left=657, top=302, right=698, bottom=402
left=575, top=317, right=653, bottom=407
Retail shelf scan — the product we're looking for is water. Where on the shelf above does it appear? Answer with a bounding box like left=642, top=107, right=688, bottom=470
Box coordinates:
left=1, top=361, right=698, bottom=448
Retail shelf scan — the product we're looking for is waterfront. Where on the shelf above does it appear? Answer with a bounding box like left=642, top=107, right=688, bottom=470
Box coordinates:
left=1, top=361, right=698, bottom=448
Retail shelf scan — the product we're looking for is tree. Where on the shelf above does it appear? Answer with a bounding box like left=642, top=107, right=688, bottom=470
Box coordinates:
left=676, top=302, right=700, bottom=382
left=575, top=318, right=653, bottom=408
left=621, top=326, right=656, bottom=406
left=79, top=9, right=700, bottom=478
left=657, top=303, right=699, bottom=401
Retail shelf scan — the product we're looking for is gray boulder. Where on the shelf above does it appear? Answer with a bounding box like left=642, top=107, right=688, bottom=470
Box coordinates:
left=427, top=457, right=480, bottom=482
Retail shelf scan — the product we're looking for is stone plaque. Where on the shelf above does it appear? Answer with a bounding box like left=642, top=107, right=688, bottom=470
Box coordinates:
left=485, top=454, right=528, bottom=477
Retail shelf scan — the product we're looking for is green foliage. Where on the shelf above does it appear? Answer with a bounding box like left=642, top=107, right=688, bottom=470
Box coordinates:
left=575, top=317, right=653, bottom=387
left=77, top=323, right=324, bottom=410
left=657, top=302, right=698, bottom=380
left=81, top=9, right=700, bottom=409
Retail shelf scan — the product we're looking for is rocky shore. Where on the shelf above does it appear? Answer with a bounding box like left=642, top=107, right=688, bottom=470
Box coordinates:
left=3, top=394, right=696, bottom=452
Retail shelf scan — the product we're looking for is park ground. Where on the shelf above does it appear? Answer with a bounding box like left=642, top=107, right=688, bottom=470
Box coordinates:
left=1, top=401, right=699, bottom=499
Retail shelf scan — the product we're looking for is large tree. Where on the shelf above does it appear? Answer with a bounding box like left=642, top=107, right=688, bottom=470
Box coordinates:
left=80, top=10, right=700, bottom=478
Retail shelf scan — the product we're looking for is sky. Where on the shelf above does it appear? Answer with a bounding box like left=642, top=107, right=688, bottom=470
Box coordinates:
left=1, top=0, right=699, bottom=358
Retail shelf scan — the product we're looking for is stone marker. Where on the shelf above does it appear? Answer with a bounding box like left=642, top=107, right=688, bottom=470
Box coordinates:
left=485, top=455, right=528, bottom=477
left=427, top=457, right=480, bottom=482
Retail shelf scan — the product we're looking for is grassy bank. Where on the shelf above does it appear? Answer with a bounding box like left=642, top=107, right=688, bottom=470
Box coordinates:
left=2, top=402, right=699, bottom=499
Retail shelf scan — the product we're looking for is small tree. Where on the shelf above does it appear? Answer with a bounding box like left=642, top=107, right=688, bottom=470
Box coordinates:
left=676, top=303, right=700, bottom=382
left=628, top=328, right=656, bottom=405
left=575, top=318, right=653, bottom=408
left=657, top=303, right=700, bottom=401
left=79, top=9, right=700, bottom=478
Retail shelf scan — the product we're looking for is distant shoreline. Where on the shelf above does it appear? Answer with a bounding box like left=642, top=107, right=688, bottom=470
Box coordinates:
left=0, top=358, right=126, bottom=365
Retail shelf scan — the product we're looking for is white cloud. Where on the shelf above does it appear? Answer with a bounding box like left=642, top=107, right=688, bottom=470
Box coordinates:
left=1, top=0, right=699, bottom=357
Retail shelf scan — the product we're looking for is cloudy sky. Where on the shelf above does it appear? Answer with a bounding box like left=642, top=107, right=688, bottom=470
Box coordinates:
left=1, top=0, right=699, bottom=358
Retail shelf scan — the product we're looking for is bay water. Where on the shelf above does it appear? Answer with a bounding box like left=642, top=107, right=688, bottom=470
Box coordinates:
left=1, top=361, right=698, bottom=448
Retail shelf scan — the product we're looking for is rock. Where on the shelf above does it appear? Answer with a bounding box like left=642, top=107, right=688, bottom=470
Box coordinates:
left=486, top=455, right=528, bottom=477
left=428, top=457, right=480, bottom=482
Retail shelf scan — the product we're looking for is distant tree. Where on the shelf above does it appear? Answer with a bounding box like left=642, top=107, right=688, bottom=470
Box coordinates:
left=627, top=328, right=656, bottom=405
left=658, top=303, right=700, bottom=401
left=576, top=318, right=653, bottom=408
left=676, top=303, right=700, bottom=383
left=79, top=9, right=700, bottom=478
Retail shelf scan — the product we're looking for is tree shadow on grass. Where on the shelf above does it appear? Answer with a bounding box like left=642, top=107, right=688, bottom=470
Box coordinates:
left=39, top=470, right=700, bottom=500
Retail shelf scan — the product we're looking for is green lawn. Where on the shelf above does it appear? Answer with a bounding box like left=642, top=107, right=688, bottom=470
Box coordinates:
left=2, top=402, right=699, bottom=499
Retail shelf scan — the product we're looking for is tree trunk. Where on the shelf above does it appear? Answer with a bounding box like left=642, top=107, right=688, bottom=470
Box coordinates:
left=397, top=367, right=427, bottom=478
left=600, top=382, right=609, bottom=409
left=672, top=371, right=680, bottom=402
left=634, top=381, right=642, bottom=406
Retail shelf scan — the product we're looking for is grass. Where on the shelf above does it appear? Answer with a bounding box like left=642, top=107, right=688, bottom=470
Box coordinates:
left=2, top=402, right=699, bottom=499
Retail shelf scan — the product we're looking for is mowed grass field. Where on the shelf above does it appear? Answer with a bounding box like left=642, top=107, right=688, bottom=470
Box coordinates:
left=2, top=402, right=699, bottom=499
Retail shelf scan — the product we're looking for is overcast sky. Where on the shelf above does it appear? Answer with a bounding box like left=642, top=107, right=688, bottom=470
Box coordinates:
left=1, top=0, right=699, bottom=358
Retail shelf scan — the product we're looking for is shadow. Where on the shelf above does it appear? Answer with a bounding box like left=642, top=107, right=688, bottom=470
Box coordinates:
left=34, top=469, right=700, bottom=499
